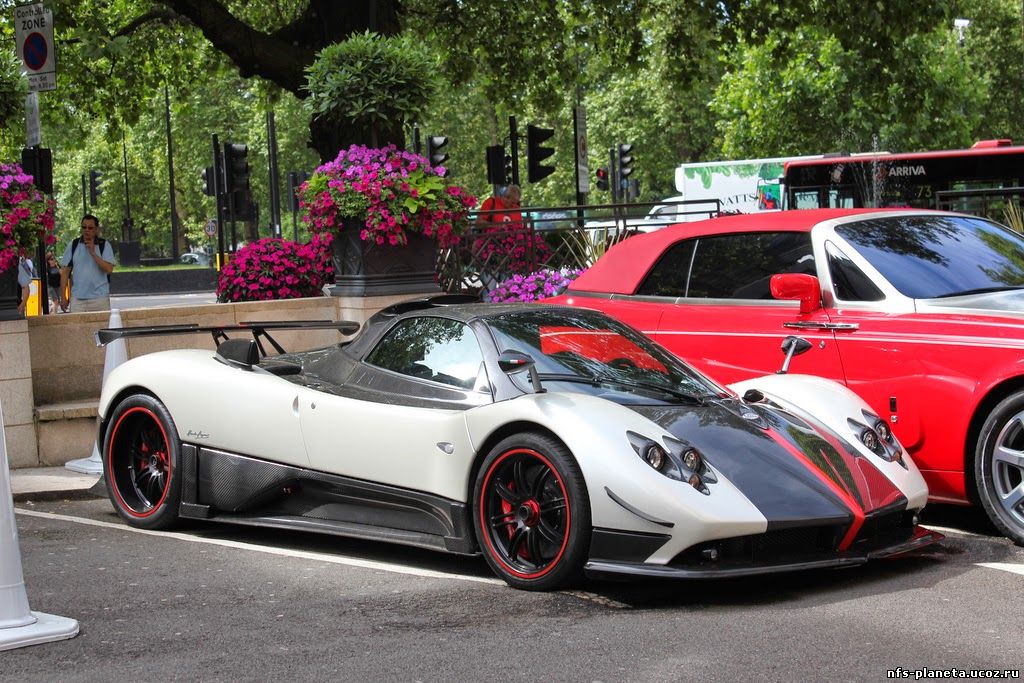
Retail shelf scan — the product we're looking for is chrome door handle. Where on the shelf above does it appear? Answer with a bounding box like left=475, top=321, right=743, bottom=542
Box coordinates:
left=782, top=321, right=859, bottom=331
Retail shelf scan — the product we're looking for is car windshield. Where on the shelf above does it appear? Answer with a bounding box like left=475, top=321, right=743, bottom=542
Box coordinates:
left=836, top=215, right=1024, bottom=299
left=484, top=308, right=724, bottom=403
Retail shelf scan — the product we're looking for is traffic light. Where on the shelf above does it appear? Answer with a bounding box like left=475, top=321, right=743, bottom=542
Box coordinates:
left=485, top=145, right=507, bottom=185
left=223, top=143, right=249, bottom=193
left=88, top=169, right=103, bottom=205
left=201, top=166, right=215, bottom=196
left=504, top=153, right=514, bottom=184
left=618, top=144, right=634, bottom=180
left=427, top=135, right=449, bottom=170
left=526, top=124, right=555, bottom=183
left=596, top=167, right=610, bottom=192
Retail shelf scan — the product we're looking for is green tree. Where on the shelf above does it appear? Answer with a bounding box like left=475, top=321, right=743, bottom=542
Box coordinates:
left=710, top=16, right=984, bottom=156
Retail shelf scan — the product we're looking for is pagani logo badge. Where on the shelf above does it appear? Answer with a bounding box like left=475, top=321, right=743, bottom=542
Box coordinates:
left=187, top=429, right=210, bottom=440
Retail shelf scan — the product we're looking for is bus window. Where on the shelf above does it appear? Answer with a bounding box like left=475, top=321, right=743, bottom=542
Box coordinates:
left=793, top=190, right=823, bottom=209
left=833, top=189, right=856, bottom=208
left=782, top=143, right=1024, bottom=218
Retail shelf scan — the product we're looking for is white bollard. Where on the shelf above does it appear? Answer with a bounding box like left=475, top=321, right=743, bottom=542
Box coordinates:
left=66, top=308, right=128, bottom=475
left=0, top=400, right=79, bottom=650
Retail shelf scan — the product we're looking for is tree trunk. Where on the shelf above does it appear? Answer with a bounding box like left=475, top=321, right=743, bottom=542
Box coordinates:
left=155, top=0, right=403, bottom=161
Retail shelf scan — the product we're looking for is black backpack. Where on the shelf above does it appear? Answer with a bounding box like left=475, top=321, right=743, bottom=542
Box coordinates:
left=68, top=237, right=110, bottom=283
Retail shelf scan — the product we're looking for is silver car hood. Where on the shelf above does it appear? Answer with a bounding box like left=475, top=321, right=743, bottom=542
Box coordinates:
left=918, top=289, right=1024, bottom=317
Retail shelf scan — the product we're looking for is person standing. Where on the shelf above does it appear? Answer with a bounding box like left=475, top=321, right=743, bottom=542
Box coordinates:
left=59, top=214, right=115, bottom=312
left=44, top=251, right=62, bottom=313
left=16, top=256, right=34, bottom=316
left=474, top=184, right=524, bottom=228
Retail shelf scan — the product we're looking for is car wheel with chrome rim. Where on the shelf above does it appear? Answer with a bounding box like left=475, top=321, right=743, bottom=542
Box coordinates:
left=976, top=391, right=1024, bottom=545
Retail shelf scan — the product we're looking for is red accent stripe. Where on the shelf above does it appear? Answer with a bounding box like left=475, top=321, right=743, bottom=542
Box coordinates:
left=765, top=428, right=865, bottom=551
left=807, top=424, right=905, bottom=513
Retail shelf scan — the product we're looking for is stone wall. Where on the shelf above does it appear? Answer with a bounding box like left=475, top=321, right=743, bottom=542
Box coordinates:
left=0, top=319, right=37, bottom=468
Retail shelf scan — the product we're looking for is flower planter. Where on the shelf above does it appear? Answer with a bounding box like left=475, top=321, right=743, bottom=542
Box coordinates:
left=0, top=265, right=22, bottom=321
left=325, top=223, right=440, bottom=297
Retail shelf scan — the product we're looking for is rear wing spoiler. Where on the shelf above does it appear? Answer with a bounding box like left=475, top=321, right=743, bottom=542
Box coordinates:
left=95, top=319, right=360, bottom=357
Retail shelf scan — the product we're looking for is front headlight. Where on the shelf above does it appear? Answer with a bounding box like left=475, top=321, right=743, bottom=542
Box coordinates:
left=626, top=431, right=717, bottom=494
left=848, top=410, right=905, bottom=467
left=642, top=443, right=668, bottom=471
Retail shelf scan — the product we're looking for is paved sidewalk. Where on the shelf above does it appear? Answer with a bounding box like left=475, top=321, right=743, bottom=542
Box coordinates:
left=8, top=466, right=101, bottom=502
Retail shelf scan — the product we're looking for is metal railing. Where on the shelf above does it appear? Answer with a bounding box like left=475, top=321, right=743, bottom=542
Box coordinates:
left=935, top=187, right=1024, bottom=221
left=438, top=198, right=720, bottom=293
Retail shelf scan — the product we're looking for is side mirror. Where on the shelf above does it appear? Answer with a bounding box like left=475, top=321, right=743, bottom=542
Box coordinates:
left=497, top=350, right=544, bottom=393
left=770, top=273, right=822, bottom=314
left=777, top=335, right=813, bottom=375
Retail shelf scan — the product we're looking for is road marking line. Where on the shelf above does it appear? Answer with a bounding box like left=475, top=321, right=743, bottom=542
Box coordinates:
left=922, top=525, right=988, bottom=538
left=15, top=508, right=503, bottom=586
left=976, top=562, right=1024, bottom=577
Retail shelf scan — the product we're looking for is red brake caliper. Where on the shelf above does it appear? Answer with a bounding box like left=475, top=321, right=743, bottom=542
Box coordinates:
left=137, top=436, right=150, bottom=473
left=502, top=480, right=543, bottom=561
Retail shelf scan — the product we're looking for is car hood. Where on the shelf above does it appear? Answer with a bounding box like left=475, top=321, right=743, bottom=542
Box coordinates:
left=919, top=289, right=1024, bottom=316
left=629, top=399, right=906, bottom=531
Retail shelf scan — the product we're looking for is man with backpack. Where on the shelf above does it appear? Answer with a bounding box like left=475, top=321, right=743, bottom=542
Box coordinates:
left=59, top=214, right=115, bottom=312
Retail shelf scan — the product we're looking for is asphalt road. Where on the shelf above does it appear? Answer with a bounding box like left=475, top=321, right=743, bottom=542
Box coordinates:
left=4, top=497, right=1022, bottom=682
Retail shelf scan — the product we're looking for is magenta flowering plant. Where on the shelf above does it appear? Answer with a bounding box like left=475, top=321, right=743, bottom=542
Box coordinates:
left=0, top=162, right=56, bottom=273
left=216, top=237, right=333, bottom=302
left=485, top=267, right=585, bottom=303
left=299, top=144, right=477, bottom=248
left=472, top=224, right=552, bottom=275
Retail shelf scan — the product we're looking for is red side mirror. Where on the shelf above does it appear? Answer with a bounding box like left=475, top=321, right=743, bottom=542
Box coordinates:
left=770, top=273, right=822, bottom=314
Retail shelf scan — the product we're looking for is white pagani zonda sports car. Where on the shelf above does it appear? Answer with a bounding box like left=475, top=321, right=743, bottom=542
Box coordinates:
left=95, top=296, right=941, bottom=590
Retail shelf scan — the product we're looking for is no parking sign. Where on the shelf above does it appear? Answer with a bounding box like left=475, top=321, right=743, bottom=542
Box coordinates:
left=14, top=3, right=56, bottom=92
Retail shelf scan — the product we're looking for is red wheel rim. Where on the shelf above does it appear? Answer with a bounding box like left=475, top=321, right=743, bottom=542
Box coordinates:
left=107, top=406, right=172, bottom=518
left=478, top=448, right=571, bottom=580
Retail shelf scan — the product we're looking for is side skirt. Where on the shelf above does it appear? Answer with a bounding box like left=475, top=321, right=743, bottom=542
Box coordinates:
left=178, top=444, right=478, bottom=555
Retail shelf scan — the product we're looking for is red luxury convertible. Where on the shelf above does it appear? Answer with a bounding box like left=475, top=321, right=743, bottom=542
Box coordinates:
left=551, top=208, right=1024, bottom=544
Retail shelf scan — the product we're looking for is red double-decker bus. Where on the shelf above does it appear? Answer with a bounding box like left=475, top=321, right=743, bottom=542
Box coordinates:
left=782, top=139, right=1024, bottom=217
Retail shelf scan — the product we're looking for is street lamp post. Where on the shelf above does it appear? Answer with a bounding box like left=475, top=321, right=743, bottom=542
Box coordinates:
left=955, top=17, right=971, bottom=53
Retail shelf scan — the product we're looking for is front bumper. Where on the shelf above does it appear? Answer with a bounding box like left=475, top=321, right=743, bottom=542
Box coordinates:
left=584, top=526, right=943, bottom=581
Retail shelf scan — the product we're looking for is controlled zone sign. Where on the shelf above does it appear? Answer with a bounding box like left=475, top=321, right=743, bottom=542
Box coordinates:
left=14, top=3, right=56, bottom=92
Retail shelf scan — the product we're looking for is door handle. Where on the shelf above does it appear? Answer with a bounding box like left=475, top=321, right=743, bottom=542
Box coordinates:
left=783, top=321, right=859, bottom=331
left=291, top=396, right=299, bottom=417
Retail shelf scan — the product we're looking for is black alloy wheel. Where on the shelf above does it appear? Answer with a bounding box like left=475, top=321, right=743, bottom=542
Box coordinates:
left=473, top=432, right=590, bottom=590
left=104, top=393, right=182, bottom=530
left=976, top=390, right=1024, bottom=545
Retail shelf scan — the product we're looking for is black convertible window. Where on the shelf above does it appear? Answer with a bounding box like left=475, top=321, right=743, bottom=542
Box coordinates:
left=687, top=232, right=815, bottom=299
left=636, top=239, right=695, bottom=297
left=637, top=232, right=814, bottom=299
left=366, top=317, right=484, bottom=389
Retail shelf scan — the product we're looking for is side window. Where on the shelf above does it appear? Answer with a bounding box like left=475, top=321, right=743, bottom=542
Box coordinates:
left=687, top=232, right=815, bottom=299
left=826, top=242, right=884, bottom=302
left=636, top=239, right=696, bottom=297
left=366, top=317, right=484, bottom=389
left=793, top=190, right=823, bottom=209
